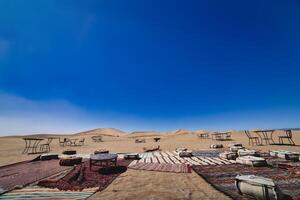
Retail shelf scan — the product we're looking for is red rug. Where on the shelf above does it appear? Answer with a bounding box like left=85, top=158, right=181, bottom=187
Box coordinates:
left=0, top=160, right=70, bottom=194
left=192, top=164, right=300, bottom=200
left=38, top=159, right=131, bottom=191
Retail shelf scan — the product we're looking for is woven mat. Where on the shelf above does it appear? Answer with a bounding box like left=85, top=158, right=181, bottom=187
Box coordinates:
left=267, top=157, right=300, bottom=168
left=192, top=149, right=224, bottom=157
left=0, top=160, right=71, bottom=194
left=136, top=150, right=225, bottom=159
left=128, top=151, right=234, bottom=167
left=192, top=164, right=300, bottom=200
left=129, top=162, right=191, bottom=173
left=38, top=159, right=131, bottom=191
left=1, top=169, right=96, bottom=200
left=0, top=185, right=96, bottom=200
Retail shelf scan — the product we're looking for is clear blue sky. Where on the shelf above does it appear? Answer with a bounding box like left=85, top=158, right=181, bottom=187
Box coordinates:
left=0, top=0, right=300, bottom=134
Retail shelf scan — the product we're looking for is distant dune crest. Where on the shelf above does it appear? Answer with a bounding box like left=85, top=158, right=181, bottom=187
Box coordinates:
left=128, top=131, right=164, bottom=138
left=75, top=128, right=125, bottom=137
left=76, top=128, right=210, bottom=138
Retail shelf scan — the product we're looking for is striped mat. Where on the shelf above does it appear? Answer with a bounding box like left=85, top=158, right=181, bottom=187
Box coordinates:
left=129, top=163, right=190, bottom=173
left=0, top=186, right=96, bottom=200
left=0, top=160, right=71, bottom=195
left=0, top=169, right=97, bottom=200
left=128, top=151, right=235, bottom=167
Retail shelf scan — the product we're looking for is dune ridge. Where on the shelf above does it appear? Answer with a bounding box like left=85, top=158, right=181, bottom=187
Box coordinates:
left=75, top=128, right=126, bottom=137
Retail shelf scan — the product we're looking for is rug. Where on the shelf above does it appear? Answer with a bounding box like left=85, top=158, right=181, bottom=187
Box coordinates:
left=267, top=157, right=300, bottom=168
left=192, top=164, right=300, bottom=200
left=128, top=151, right=234, bottom=167
left=0, top=186, right=96, bottom=200
left=121, top=150, right=226, bottom=159
left=0, top=160, right=71, bottom=194
left=192, top=149, right=224, bottom=157
left=1, top=167, right=96, bottom=200
left=129, top=162, right=191, bottom=173
left=137, top=150, right=225, bottom=158
left=38, top=159, right=131, bottom=191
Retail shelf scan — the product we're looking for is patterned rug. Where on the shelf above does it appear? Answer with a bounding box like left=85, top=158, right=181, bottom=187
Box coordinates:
left=134, top=150, right=226, bottom=159
left=0, top=160, right=71, bottom=194
left=38, top=159, right=131, bottom=191
left=192, top=164, right=300, bottom=200
left=267, top=157, right=300, bottom=168
left=1, top=167, right=97, bottom=200
left=192, top=149, right=224, bottom=157
left=129, top=162, right=191, bottom=173
left=128, top=151, right=235, bottom=168
left=0, top=186, right=96, bottom=200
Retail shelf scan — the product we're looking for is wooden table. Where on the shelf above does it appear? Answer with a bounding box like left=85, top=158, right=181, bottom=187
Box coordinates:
left=253, top=130, right=275, bottom=145
left=211, top=132, right=230, bottom=140
left=91, top=136, right=103, bottom=142
left=68, top=138, right=78, bottom=146
left=198, top=133, right=209, bottom=139
left=39, top=137, right=54, bottom=153
left=22, top=138, right=44, bottom=154
left=89, top=153, right=118, bottom=170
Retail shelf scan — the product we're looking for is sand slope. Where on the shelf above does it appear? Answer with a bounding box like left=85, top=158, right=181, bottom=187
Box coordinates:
left=75, top=128, right=126, bottom=137
left=0, top=129, right=300, bottom=200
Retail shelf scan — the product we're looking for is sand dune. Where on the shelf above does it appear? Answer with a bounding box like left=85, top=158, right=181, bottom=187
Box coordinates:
left=166, top=129, right=193, bottom=136
left=75, top=128, right=125, bottom=137
left=0, top=128, right=300, bottom=200
left=127, top=131, right=163, bottom=138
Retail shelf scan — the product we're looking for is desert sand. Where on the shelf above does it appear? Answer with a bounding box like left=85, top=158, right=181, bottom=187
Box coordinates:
left=0, top=128, right=299, bottom=200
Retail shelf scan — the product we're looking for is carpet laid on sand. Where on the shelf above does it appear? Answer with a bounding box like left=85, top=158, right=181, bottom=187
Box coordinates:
left=192, top=149, right=224, bottom=157
left=38, top=159, right=131, bottom=191
left=128, top=150, right=235, bottom=173
left=129, top=162, right=191, bottom=173
left=1, top=167, right=97, bottom=200
left=0, top=160, right=71, bottom=194
left=0, top=186, right=96, bottom=200
left=267, top=157, right=300, bottom=168
left=129, top=151, right=234, bottom=166
left=192, top=163, right=300, bottom=200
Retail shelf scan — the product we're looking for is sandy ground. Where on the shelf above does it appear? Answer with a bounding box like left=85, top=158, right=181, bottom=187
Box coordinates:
left=0, top=130, right=299, bottom=200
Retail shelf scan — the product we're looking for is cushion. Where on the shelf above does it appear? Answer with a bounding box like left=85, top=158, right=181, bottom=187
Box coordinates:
left=270, top=150, right=300, bottom=161
left=219, top=152, right=237, bottom=160
left=175, top=148, right=188, bottom=153
left=179, top=151, right=193, bottom=157
left=210, top=144, right=223, bottom=149
left=62, top=150, right=77, bottom=155
left=94, top=150, right=109, bottom=154
left=236, top=156, right=267, bottom=167
left=235, top=175, right=282, bottom=200
left=286, top=154, right=300, bottom=161
left=230, top=146, right=245, bottom=153
left=228, top=143, right=243, bottom=148
left=59, top=156, right=82, bottom=166
left=237, top=149, right=257, bottom=157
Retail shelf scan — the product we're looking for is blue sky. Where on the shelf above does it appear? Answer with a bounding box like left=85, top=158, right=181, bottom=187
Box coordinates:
left=0, top=0, right=300, bottom=134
